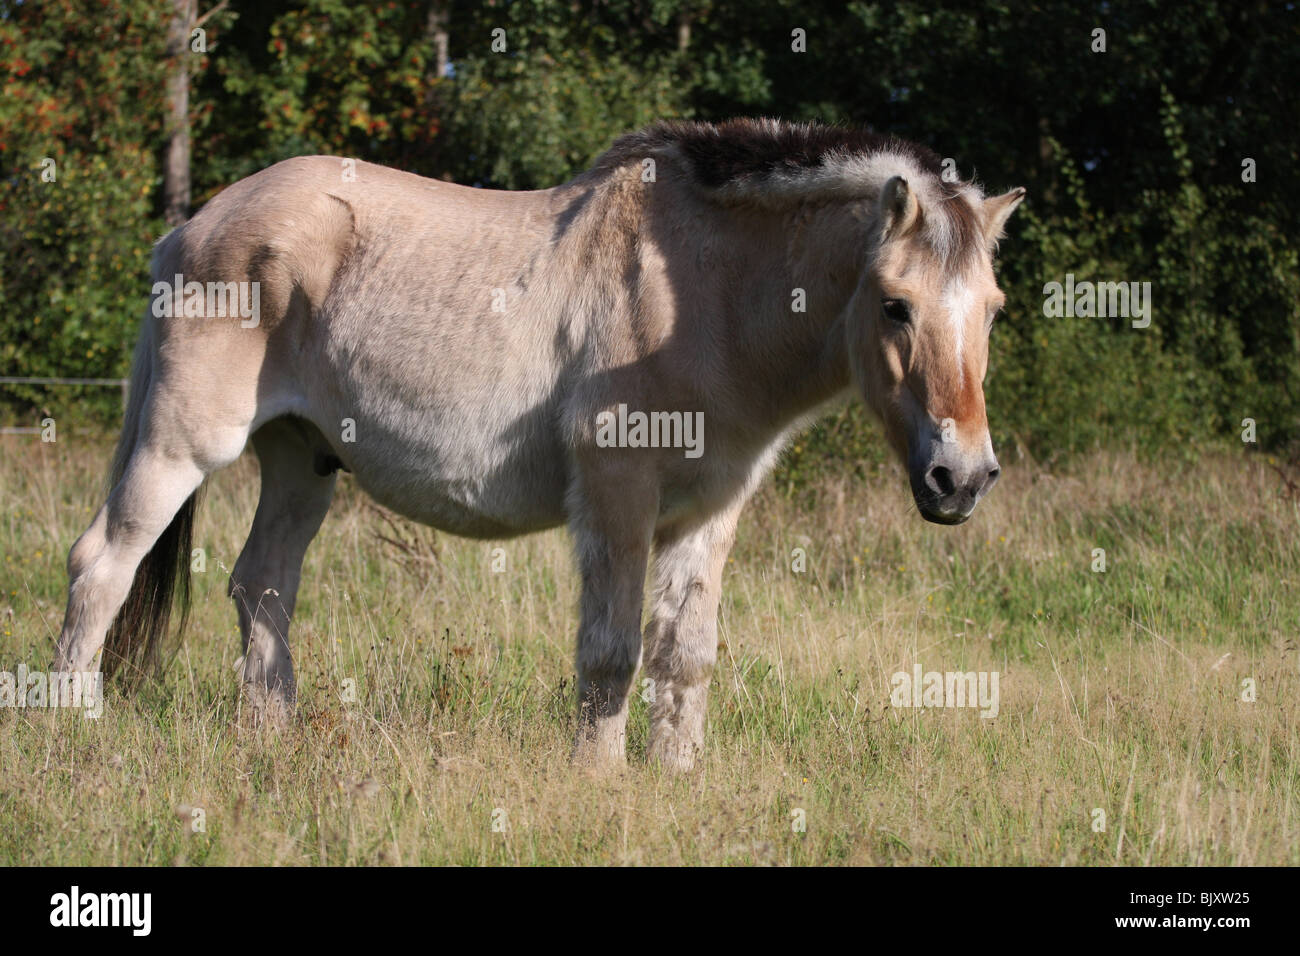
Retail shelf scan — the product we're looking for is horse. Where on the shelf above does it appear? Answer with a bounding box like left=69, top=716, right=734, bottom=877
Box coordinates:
left=53, top=118, right=1024, bottom=771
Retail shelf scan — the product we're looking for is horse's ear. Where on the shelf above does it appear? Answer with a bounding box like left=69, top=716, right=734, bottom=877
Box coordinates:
left=879, top=176, right=919, bottom=240
left=983, top=187, right=1027, bottom=243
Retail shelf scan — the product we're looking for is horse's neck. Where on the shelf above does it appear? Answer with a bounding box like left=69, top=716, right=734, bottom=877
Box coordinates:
left=718, top=203, right=862, bottom=427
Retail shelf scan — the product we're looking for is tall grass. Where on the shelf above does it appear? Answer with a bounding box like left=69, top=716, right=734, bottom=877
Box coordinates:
left=1, top=438, right=1296, bottom=865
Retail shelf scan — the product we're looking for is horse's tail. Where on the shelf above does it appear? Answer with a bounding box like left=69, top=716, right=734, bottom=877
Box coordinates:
left=101, top=236, right=201, bottom=686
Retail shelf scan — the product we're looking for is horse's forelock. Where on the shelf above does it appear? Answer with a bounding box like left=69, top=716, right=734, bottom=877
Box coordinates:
left=919, top=187, right=988, bottom=273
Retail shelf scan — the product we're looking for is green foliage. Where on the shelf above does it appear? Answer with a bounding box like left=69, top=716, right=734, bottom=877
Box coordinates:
left=0, top=0, right=168, bottom=425
left=987, top=99, right=1300, bottom=461
left=204, top=0, right=437, bottom=183
left=441, top=41, right=684, bottom=188
left=0, top=150, right=160, bottom=412
left=1, top=0, right=1296, bottom=460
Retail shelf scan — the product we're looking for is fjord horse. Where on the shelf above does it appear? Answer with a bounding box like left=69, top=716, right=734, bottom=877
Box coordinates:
left=55, top=119, right=1024, bottom=770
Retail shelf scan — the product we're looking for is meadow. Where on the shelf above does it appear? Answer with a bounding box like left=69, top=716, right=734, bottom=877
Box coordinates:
left=1, top=436, right=1296, bottom=865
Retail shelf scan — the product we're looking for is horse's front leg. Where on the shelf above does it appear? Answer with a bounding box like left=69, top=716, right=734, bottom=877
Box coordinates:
left=567, top=456, right=657, bottom=770
left=644, top=504, right=740, bottom=772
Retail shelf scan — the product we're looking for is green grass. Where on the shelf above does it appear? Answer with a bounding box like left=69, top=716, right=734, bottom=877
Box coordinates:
left=1, top=438, right=1297, bottom=865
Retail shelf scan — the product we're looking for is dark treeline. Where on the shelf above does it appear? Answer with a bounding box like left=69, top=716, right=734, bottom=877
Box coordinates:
left=2, top=0, right=1297, bottom=473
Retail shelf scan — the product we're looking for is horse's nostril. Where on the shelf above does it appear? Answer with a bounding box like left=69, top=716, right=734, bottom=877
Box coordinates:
left=927, top=465, right=956, bottom=496
left=976, top=466, right=1001, bottom=498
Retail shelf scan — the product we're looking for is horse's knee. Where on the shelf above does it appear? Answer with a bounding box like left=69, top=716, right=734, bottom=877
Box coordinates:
left=645, top=599, right=716, bottom=770
left=645, top=606, right=717, bottom=686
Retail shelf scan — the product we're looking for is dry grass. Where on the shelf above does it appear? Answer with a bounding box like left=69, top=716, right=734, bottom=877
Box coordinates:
left=1, top=435, right=1297, bottom=865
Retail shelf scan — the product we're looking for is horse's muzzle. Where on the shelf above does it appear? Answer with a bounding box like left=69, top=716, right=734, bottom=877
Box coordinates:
left=911, top=452, right=1001, bottom=524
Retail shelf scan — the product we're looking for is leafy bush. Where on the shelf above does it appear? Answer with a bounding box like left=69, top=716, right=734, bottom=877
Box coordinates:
left=1, top=1, right=1295, bottom=465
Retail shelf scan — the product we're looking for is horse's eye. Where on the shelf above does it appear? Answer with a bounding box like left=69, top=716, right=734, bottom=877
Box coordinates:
left=881, top=298, right=911, bottom=324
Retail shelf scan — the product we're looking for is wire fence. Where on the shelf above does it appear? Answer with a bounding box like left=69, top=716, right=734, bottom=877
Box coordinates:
left=0, top=376, right=129, bottom=436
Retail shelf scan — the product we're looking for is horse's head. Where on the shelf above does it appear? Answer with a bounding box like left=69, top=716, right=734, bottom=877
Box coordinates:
left=850, top=173, right=1025, bottom=524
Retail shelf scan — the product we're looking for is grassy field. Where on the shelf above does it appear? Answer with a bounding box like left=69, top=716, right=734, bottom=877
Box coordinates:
left=1, top=436, right=1297, bottom=865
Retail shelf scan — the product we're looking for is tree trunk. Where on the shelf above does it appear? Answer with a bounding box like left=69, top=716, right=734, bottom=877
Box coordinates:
left=163, top=0, right=196, bottom=227
left=677, top=11, right=692, bottom=52
left=426, top=1, right=451, bottom=178
left=427, top=1, right=450, bottom=83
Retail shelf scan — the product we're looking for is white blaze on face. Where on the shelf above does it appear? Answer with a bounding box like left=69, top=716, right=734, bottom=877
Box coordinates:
left=940, top=279, right=975, bottom=387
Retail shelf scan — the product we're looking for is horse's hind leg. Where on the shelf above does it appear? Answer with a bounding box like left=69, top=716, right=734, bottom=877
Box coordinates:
left=56, top=355, right=251, bottom=679
left=56, top=446, right=209, bottom=675
left=643, top=504, right=741, bottom=772
left=229, top=419, right=336, bottom=726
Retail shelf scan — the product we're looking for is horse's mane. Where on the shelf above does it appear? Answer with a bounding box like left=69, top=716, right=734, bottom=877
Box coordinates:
left=594, top=117, right=986, bottom=266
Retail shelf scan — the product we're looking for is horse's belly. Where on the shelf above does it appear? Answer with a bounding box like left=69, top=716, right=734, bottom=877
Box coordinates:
left=320, top=388, right=571, bottom=538
left=347, top=432, right=569, bottom=537
left=284, top=293, right=575, bottom=536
